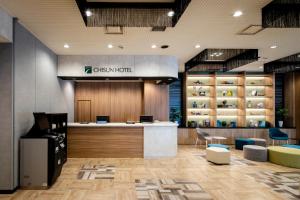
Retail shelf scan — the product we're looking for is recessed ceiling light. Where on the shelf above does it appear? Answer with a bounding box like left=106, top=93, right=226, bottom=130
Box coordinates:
left=195, top=44, right=201, bottom=49
left=107, top=44, right=113, bottom=49
left=151, top=44, right=157, bottom=49
left=167, top=10, right=175, bottom=17
left=64, top=44, right=70, bottom=49
left=297, top=54, right=300, bottom=58
left=85, top=10, right=92, bottom=17
left=270, top=45, right=278, bottom=49
left=233, top=10, right=243, bottom=17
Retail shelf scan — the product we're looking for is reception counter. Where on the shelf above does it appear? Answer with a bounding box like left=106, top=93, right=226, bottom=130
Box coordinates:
left=67, top=122, right=178, bottom=158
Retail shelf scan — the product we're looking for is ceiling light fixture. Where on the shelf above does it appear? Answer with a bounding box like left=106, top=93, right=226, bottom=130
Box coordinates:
left=195, top=44, right=201, bottom=49
left=233, top=10, right=243, bottom=17
left=167, top=10, right=175, bottom=17
left=107, top=44, right=113, bottom=49
left=64, top=44, right=70, bottom=49
left=85, top=10, right=92, bottom=17
left=151, top=44, right=157, bottom=49
left=270, top=45, right=278, bottom=49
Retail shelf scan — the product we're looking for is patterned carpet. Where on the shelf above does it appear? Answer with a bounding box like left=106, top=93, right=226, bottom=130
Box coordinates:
left=135, top=179, right=213, bottom=200
left=194, top=153, right=257, bottom=166
left=247, top=171, right=300, bottom=200
left=77, top=164, right=115, bottom=180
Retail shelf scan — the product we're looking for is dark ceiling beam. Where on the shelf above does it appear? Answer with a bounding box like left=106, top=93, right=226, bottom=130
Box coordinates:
left=75, top=0, right=190, bottom=27
left=86, top=2, right=174, bottom=9
left=172, top=0, right=191, bottom=26
left=264, top=52, right=300, bottom=73
left=225, top=49, right=258, bottom=71
left=262, top=0, right=300, bottom=28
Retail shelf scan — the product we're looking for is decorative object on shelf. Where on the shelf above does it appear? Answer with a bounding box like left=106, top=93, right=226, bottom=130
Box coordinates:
left=199, top=103, right=207, bottom=108
left=204, top=119, right=210, bottom=127
left=249, top=119, right=255, bottom=127
left=192, top=101, right=198, bottom=108
left=169, top=107, right=181, bottom=123
left=222, top=90, right=226, bottom=96
left=198, top=87, right=206, bottom=96
left=258, top=120, right=266, bottom=128
left=251, top=90, right=258, bottom=96
left=188, top=121, right=197, bottom=128
left=217, top=120, right=222, bottom=127
left=220, top=80, right=234, bottom=85
left=247, top=100, right=252, bottom=108
left=194, top=80, right=204, bottom=85
left=221, top=121, right=227, bottom=127
left=257, top=102, right=264, bottom=108
left=276, top=107, right=288, bottom=128
left=230, top=121, right=237, bottom=128
left=192, top=86, right=197, bottom=96
left=226, top=90, right=233, bottom=97
left=222, top=100, right=227, bottom=107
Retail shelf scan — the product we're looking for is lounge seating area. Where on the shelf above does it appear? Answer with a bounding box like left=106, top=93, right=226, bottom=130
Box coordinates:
left=196, top=128, right=300, bottom=168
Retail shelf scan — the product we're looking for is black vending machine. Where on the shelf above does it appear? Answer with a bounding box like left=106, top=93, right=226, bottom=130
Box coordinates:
left=20, top=112, right=68, bottom=188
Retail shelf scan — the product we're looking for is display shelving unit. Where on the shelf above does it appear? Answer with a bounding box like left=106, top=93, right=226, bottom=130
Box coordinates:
left=185, top=73, right=274, bottom=128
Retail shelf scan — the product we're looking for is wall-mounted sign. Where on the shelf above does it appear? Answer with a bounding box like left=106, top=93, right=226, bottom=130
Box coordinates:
left=58, top=55, right=178, bottom=78
left=84, top=66, right=133, bottom=74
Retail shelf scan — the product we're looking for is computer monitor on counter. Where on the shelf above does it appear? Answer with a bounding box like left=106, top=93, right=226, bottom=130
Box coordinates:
left=140, top=116, right=153, bottom=123
left=96, top=116, right=110, bottom=124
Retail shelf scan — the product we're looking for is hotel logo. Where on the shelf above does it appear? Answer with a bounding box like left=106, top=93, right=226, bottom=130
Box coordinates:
left=85, top=66, right=93, bottom=74
left=84, top=65, right=133, bottom=74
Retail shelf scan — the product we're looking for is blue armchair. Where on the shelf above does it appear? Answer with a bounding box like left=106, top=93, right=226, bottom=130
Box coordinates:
left=269, top=128, right=289, bottom=146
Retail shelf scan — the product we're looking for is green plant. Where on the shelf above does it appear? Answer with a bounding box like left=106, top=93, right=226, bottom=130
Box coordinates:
left=170, top=107, right=181, bottom=122
left=276, top=108, right=288, bottom=120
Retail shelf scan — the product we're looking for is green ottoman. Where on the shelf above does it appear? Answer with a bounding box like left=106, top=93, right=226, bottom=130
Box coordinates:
left=268, top=146, right=300, bottom=169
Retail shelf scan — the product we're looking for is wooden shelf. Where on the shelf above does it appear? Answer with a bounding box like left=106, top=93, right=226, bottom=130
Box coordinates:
left=185, top=73, right=275, bottom=128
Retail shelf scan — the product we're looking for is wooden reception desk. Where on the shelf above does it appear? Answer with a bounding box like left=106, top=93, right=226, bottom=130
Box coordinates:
left=67, top=122, right=178, bottom=158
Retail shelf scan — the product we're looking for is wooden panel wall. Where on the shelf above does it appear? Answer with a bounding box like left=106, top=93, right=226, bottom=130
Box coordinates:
left=284, top=72, right=296, bottom=127
left=294, top=72, right=300, bottom=138
left=68, top=127, right=144, bottom=158
left=75, top=82, right=143, bottom=122
left=144, top=81, right=169, bottom=121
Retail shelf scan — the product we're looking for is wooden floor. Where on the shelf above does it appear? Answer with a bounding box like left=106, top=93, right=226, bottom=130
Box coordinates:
left=1, top=145, right=300, bottom=200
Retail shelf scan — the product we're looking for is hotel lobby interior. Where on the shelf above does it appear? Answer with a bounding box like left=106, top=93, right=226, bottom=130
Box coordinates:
left=1, top=0, right=300, bottom=199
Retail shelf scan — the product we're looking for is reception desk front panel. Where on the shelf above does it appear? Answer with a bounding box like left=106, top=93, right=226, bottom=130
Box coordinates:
left=67, top=122, right=178, bottom=158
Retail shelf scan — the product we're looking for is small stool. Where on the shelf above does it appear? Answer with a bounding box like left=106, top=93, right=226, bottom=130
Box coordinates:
left=243, top=145, right=267, bottom=162
left=213, top=136, right=227, bottom=144
left=207, top=144, right=230, bottom=150
left=206, top=147, right=230, bottom=164
left=249, top=138, right=267, bottom=147
left=235, top=138, right=255, bottom=150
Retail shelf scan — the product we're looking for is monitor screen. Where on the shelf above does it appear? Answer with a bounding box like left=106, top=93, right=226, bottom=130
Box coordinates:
left=140, top=116, right=153, bottom=123
left=96, top=116, right=110, bottom=123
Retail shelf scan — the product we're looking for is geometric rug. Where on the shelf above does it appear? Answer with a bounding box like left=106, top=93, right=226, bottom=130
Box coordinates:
left=194, top=153, right=257, bottom=166
left=77, top=164, right=115, bottom=180
left=135, top=179, right=213, bottom=200
left=247, top=171, right=300, bottom=200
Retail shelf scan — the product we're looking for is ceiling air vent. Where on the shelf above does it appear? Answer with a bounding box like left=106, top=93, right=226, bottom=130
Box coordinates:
left=237, top=25, right=264, bottom=35
left=104, top=26, right=124, bottom=34
left=152, top=26, right=166, bottom=32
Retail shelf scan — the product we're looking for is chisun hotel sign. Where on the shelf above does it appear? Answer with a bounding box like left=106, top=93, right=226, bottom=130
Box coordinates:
left=84, top=66, right=133, bottom=74
left=57, top=55, right=179, bottom=78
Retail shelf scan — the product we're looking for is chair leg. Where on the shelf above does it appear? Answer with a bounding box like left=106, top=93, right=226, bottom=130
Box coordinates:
left=272, top=140, right=274, bottom=146
left=206, top=140, right=208, bottom=148
left=195, top=138, right=198, bottom=147
left=287, top=140, right=289, bottom=145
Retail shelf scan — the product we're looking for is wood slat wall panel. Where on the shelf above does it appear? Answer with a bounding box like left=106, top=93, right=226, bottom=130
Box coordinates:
left=144, top=81, right=169, bottom=121
left=68, top=127, right=144, bottom=158
left=75, top=82, right=143, bottom=122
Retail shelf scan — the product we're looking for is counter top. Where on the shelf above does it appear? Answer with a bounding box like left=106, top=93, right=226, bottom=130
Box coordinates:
left=68, top=122, right=178, bottom=128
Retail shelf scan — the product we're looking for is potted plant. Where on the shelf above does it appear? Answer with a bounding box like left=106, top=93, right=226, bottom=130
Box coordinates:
left=276, top=108, right=288, bottom=128
left=170, top=107, right=181, bottom=124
